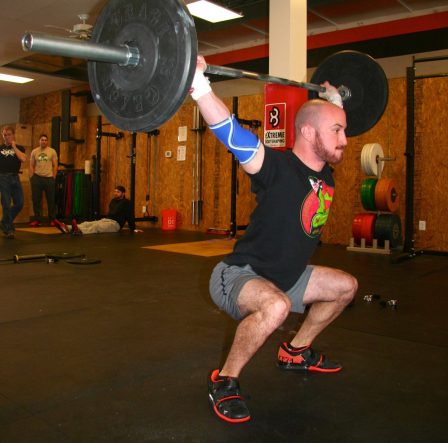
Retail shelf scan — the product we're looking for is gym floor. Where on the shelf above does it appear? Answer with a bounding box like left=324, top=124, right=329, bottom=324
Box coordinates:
left=1, top=228, right=447, bottom=443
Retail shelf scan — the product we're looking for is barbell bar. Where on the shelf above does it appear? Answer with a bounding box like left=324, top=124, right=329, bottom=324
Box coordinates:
left=20, top=0, right=388, bottom=136
left=22, top=32, right=140, bottom=67
left=22, top=32, right=329, bottom=95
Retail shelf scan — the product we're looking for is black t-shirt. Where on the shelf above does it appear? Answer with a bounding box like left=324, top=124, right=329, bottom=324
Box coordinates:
left=0, top=144, right=25, bottom=173
left=224, top=147, right=335, bottom=291
left=107, top=197, right=135, bottom=230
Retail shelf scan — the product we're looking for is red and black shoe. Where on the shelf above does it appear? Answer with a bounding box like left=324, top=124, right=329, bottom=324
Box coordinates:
left=208, top=369, right=251, bottom=423
left=71, top=218, right=82, bottom=236
left=29, top=220, right=41, bottom=227
left=277, top=342, right=342, bottom=373
left=52, top=219, right=69, bottom=234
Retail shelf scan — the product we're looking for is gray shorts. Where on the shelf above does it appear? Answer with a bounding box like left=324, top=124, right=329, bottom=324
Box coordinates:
left=209, top=261, right=314, bottom=320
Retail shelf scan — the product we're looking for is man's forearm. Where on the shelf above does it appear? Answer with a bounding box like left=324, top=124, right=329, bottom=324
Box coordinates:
left=196, top=91, right=231, bottom=126
left=14, top=146, right=27, bottom=162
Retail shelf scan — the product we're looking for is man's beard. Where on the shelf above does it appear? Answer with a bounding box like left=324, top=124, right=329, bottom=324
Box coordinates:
left=314, top=132, right=344, bottom=164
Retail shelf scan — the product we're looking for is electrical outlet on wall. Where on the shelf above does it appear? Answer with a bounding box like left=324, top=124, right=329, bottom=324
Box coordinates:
left=177, top=145, right=186, bottom=161
left=419, top=220, right=426, bottom=231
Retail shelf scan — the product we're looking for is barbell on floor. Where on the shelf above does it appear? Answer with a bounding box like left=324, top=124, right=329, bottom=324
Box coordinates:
left=0, top=251, right=85, bottom=264
left=21, top=0, right=389, bottom=137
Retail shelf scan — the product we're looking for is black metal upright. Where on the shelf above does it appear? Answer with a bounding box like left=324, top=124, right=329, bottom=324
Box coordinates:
left=51, top=116, right=61, bottom=157
left=94, top=117, right=124, bottom=220
left=94, top=116, right=102, bottom=220
left=404, top=64, right=415, bottom=253
left=130, top=132, right=137, bottom=223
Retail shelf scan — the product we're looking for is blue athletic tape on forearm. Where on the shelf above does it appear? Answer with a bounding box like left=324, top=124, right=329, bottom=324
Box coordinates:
left=210, top=115, right=260, bottom=164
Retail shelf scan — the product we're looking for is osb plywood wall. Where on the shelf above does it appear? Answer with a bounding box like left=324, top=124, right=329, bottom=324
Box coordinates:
left=320, top=77, right=408, bottom=246
left=412, top=77, right=448, bottom=251
left=17, top=77, right=448, bottom=251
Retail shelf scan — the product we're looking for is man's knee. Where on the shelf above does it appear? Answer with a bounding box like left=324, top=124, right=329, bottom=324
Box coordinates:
left=263, top=292, right=291, bottom=323
left=240, top=280, right=291, bottom=323
left=339, top=273, right=357, bottom=305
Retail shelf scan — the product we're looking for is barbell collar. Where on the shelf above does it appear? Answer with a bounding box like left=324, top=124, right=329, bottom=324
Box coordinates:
left=338, top=85, right=351, bottom=101
left=21, top=32, right=140, bottom=67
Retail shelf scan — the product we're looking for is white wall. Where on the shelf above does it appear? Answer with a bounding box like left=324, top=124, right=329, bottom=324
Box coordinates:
left=0, top=96, right=20, bottom=125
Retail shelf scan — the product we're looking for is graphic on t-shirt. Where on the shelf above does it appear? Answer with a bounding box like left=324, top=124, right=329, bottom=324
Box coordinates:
left=1, top=148, right=16, bottom=157
left=37, top=153, right=49, bottom=162
left=301, top=176, right=334, bottom=237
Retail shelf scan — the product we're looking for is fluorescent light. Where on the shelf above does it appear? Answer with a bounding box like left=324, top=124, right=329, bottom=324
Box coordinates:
left=0, top=73, right=34, bottom=84
left=187, top=0, right=243, bottom=23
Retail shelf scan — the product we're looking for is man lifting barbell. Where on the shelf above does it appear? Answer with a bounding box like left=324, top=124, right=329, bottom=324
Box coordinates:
left=19, top=0, right=390, bottom=425
left=191, top=56, right=358, bottom=424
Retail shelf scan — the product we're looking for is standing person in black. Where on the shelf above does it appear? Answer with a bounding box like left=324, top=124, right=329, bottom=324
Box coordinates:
left=0, top=125, right=27, bottom=239
left=190, top=56, right=358, bottom=423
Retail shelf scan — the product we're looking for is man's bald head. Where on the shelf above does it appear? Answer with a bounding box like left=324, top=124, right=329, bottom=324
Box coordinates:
left=294, top=99, right=343, bottom=137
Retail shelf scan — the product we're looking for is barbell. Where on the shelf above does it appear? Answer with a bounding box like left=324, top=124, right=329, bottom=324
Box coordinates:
left=21, top=0, right=389, bottom=137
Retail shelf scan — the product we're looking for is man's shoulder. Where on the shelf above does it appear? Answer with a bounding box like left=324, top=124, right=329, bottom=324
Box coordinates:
left=110, top=197, right=130, bottom=204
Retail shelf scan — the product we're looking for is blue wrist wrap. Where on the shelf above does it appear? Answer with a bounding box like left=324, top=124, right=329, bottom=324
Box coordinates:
left=210, top=115, right=260, bottom=164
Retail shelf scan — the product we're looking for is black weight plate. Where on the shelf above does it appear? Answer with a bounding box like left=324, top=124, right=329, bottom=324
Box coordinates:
left=309, top=51, right=388, bottom=137
left=46, top=252, right=85, bottom=260
left=88, top=0, right=198, bottom=132
left=67, top=257, right=102, bottom=265
left=374, top=214, right=402, bottom=248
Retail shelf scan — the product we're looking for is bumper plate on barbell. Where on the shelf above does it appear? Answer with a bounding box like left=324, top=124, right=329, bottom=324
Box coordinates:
left=309, top=51, right=388, bottom=137
left=21, top=1, right=389, bottom=137
left=46, top=251, right=86, bottom=260
left=87, top=0, right=198, bottom=132
left=67, top=257, right=102, bottom=265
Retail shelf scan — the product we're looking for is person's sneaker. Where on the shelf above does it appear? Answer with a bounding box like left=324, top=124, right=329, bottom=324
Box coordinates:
left=49, top=220, right=57, bottom=227
left=52, top=219, right=69, bottom=234
left=29, top=220, right=41, bottom=227
left=6, top=231, right=15, bottom=239
left=277, top=342, right=342, bottom=373
left=208, top=369, right=251, bottom=423
left=71, top=218, right=81, bottom=235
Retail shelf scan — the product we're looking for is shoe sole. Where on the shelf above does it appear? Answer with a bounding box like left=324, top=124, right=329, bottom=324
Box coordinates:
left=208, top=370, right=251, bottom=424
left=277, top=362, right=342, bottom=373
left=208, top=393, right=251, bottom=423
left=53, top=222, right=69, bottom=234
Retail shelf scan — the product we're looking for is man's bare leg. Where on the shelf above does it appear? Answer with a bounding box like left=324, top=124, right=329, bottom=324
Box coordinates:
left=220, top=279, right=291, bottom=378
left=290, top=266, right=357, bottom=348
